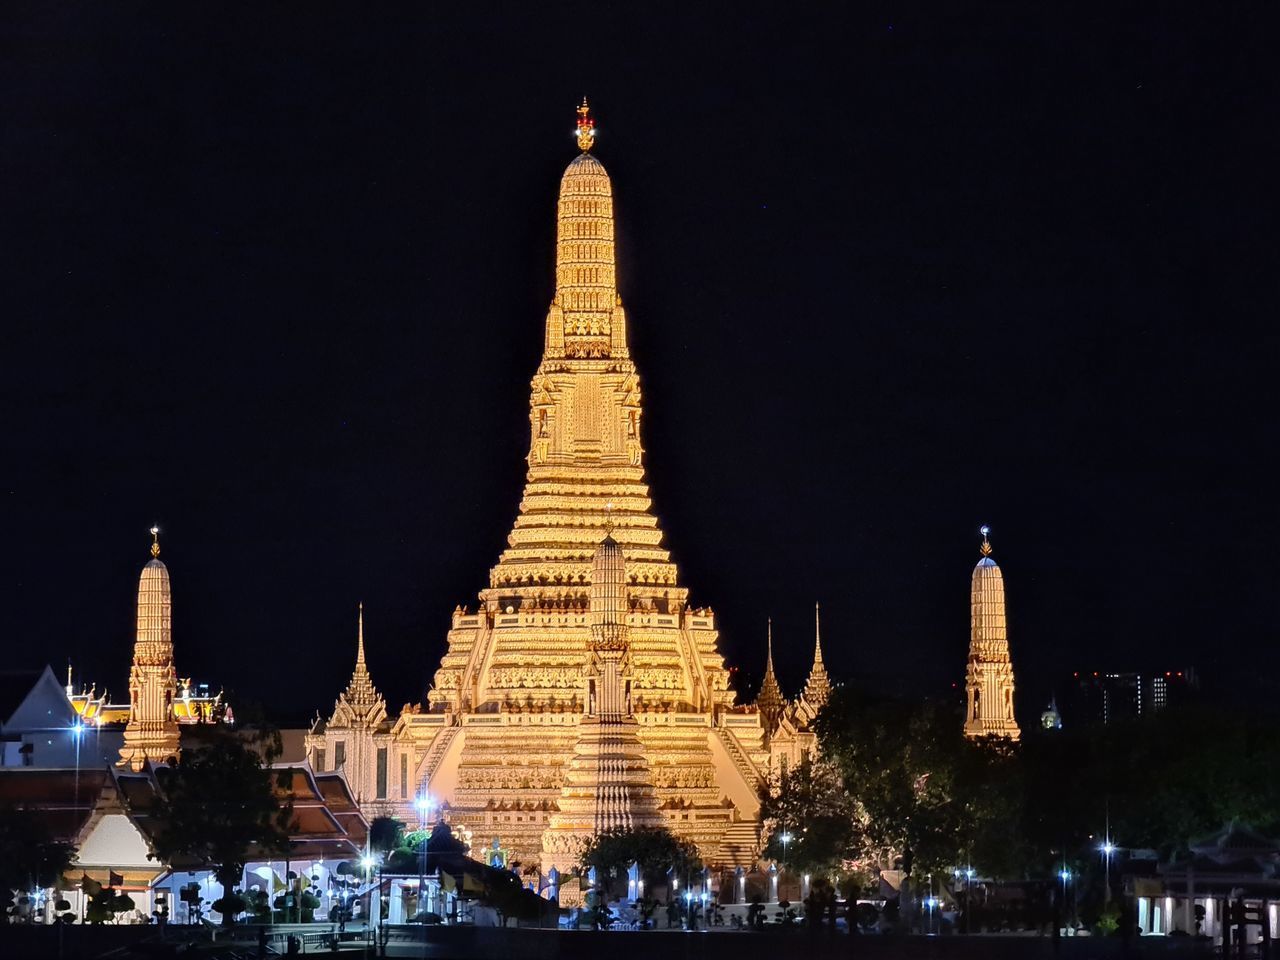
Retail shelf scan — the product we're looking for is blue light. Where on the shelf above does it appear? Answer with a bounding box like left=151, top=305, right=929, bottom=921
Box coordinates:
left=1059, top=869, right=1071, bottom=882
left=71, top=722, right=85, bottom=740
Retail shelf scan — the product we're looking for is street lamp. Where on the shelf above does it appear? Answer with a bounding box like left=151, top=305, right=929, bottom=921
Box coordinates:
left=71, top=720, right=85, bottom=819
left=1059, top=867, right=1072, bottom=934
left=1100, top=841, right=1115, bottom=905
left=414, top=794, right=434, bottom=919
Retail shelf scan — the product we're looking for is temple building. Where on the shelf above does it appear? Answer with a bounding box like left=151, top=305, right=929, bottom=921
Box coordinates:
left=0, top=529, right=230, bottom=770
left=306, top=606, right=397, bottom=811
left=963, top=526, right=1020, bottom=740
left=118, top=528, right=181, bottom=770
left=754, top=605, right=830, bottom=779
left=306, top=102, right=830, bottom=871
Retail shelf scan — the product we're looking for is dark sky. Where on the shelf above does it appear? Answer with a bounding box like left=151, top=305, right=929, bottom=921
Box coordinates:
left=3, top=4, right=1274, bottom=724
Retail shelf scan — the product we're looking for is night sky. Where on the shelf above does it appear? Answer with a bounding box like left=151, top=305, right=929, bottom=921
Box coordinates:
left=3, top=4, right=1273, bottom=724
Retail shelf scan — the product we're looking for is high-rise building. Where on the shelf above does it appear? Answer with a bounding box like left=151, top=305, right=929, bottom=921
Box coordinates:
left=963, top=526, right=1020, bottom=740
left=1064, top=669, right=1199, bottom=726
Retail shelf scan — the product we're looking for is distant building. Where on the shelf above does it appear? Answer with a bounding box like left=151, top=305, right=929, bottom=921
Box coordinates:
left=2, top=530, right=229, bottom=770
left=963, top=527, right=1020, bottom=740
left=1064, top=668, right=1199, bottom=726
left=0, top=763, right=368, bottom=924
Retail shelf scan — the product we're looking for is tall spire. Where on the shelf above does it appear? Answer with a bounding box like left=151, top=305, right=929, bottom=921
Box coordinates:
left=964, top=525, right=1020, bottom=740
left=120, top=526, right=180, bottom=770
left=356, top=602, right=367, bottom=668
left=544, top=98, right=626, bottom=360
left=542, top=531, right=662, bottom=870
left=802, top=602, right=832, bottom=710
left=814, top=602, right=824, bottom=667
left=756, top=619, right=785, bottom=732
left=338, top=604, right=382, bottom=718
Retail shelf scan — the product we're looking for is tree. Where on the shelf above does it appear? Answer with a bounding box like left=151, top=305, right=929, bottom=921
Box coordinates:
left=814, top=688, right=1025, bottom=883
left=150, top=724, right=292, bottom=925
left=368, top=816, right=405, bottom=857
left=760, top=753, right=861, bottom=875
left=85, top=887, right=136, bottom=925
left=580, top=827, right=702, bottom=896
left=0, top=808, right=74, bottom=922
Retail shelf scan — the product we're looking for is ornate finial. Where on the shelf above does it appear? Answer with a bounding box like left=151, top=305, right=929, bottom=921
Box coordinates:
left=980, top=525, right=992, bottom=557
left=576, top=97, right=596, bottom=152
left=603, top=501, right=615, bottom=536
left=150, top=525, right=161, bottom=558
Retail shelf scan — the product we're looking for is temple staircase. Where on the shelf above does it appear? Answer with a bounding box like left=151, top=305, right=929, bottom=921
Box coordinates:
left=417, top=726, right=460, bottom=791
left=714, top=727, right=763, bottom=793
left=718, top=820, right=762, bottom=869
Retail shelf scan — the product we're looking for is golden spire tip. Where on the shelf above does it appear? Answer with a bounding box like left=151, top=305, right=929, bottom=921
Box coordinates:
left=149, top=525, right=160, bottom=558
left=980, top=525, right=992, bottom=557
left=575, top=97, right=596, bottom=153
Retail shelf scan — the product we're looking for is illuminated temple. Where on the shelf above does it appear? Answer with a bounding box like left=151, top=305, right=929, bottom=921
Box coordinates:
left=963, top=527, right=1020, bottom=740
left=306, top=102, right=830, bottom=871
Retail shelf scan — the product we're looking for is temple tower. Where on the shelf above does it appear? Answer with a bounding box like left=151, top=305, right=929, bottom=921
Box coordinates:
left=801, top=603, right=832, bottom=711
left=305, top=605, right=391, bottom=806
left=119, top=527, right=180, bottom=770
left=963, top=527, right=1020, bottom=739
left=541, top=532, right=663, bottom=873
left=401, top=102, right=764, bottom=867
left=756, top=620, right=785, bottom=734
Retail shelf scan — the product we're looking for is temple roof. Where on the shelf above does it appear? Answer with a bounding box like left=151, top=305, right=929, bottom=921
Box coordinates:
left=756, top=620, right=785, bottom=729
left=330, top=605, right=386, bottom=727
left=801, top=602, right=832, bottom=711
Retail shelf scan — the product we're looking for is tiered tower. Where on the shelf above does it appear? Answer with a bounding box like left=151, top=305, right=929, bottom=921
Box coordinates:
left=963, top=527, right=1020, bottom=739
left=403, top=101, right=767, bottom=866
left=119, top=528, right=180, bottom=770
left=541, top=532, right=664, bottom=872
left=305, top=606, right=391, bottom=806
left=801, top=603, right=832, bottom=711
left=756, top=621, right=785, bottom=733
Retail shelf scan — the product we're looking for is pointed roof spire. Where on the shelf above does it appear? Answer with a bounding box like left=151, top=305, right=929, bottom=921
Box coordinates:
left=756, top=618, right=785, bottom=730
left=802, top=603, right=832, bottom=711
left=980, top=524, right=992, bottom=557
left=336, top=603, right=383, bottom=719
left=813, top=602, right=825, bottom=667
left=150, top=525, right=161, bottom=559
left=356, top=602, right=367, bottom=668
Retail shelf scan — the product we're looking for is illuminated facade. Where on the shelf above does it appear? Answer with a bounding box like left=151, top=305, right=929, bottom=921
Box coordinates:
left=305, top=102, right=833, bottom=870
left=306, top=606, right=397, bottom=809
left=963, top=527, right=1020, bottom=740
left=755, top=605, right=829, bottom=779
left=119, top=529, right=182, bottom=770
